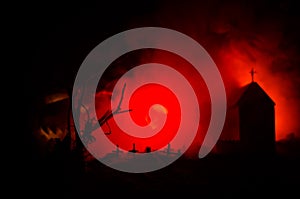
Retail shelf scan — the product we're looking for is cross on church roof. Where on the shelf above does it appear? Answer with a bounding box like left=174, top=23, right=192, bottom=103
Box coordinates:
left=250, top=68, right=257, bottom=82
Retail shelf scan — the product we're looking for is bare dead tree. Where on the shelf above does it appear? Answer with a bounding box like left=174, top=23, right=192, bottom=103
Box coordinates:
left=79, top=83, right=132, bottom=145
left=64, top=82, right=132, bottom=179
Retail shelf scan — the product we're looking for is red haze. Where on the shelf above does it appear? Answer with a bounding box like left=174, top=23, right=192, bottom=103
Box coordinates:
left=148, top=0, right=300, bottom=141
left=95, top=49, right=211, bottom=158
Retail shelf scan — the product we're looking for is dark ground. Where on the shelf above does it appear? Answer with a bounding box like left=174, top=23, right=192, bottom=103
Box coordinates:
left=29, top=147, right=300, bottom=198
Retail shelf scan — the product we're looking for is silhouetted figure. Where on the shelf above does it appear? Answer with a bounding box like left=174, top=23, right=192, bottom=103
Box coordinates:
left=237, top=73, right=276, bottom=156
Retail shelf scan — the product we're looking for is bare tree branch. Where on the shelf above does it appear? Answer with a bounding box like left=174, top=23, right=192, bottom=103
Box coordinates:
left=104, top=121, right=112, bottom=135
left=115, top=83, right=127, bottom=112
left=80, top=83, right=132, bottom=144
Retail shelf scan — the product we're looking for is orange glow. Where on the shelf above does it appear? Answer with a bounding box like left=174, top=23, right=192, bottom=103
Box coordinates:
left=153, top=104, right=168, bottom=114
left=149, top=104, right=168, bottom=130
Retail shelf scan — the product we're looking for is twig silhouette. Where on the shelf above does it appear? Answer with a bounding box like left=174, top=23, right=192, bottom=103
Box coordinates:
left=81, top=83, right=132, bottom=144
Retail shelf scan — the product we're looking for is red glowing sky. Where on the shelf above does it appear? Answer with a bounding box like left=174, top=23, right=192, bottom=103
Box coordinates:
left=91, top=1, right=300, bottom=157
left=94, top=49, right=211, bottom=155
left=28, top=0, right=300, bottom=157
left=149, top=0, right=300, bottom=141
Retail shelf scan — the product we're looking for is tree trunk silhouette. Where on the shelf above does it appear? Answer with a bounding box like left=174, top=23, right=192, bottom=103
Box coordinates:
left=65, top=83, right=131, bottom=185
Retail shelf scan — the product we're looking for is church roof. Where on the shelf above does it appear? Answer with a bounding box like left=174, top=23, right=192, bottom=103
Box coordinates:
left=237, top=82, right=275, bottom=106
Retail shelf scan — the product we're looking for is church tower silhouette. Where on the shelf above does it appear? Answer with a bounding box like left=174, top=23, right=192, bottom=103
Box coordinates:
left=237, top=69, right=276, bottom=155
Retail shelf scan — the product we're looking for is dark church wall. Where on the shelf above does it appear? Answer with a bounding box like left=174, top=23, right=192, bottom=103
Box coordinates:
left=239, top=101, right=275, bottom=155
